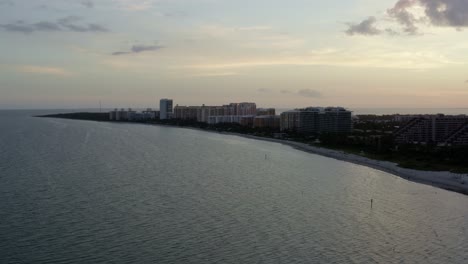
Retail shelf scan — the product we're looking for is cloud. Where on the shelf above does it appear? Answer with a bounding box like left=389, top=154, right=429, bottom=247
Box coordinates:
left=1, top=22, right=35, bottom=33
left=18, top=66, right=73, bottom=77
left=345, top=16, right=381, bottom=36
left=115, top=0, right=154, bottom=11
left=279, top=89, right=322, bottom=97
left=0, top=0, right=14, bottom=6
left=257, top=88, right=271, bottom=93
left=297, top=89, right=322, bottom=98
left=0, top=16, right=108, bottom=33
left=390, top=0, right=468, bottom=29
left=387, top=0, right=421, bottom=34
left=57, top=16, right=108, bottom=32
left=189, top=72, right=239, bottom=77
left=179, top=49, right=454, bottom=70
left=81, top=0, right=94, bottom=8
left=348, top=1, right=468, bottom=37
left=385, top=28, right=400, bottom=36
left=112, top=44, right=164, bottom=55
left=465, top=80, right=468, bottom=83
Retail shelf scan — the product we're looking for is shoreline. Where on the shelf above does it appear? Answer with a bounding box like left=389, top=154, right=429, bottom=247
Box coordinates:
left=222, top=132, right=468, bottom=195
left=43, top=116, right=468, bottom=195
left=166, top=124, right=468, bottom=195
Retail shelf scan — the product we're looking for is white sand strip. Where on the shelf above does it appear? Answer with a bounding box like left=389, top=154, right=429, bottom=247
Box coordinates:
left=224, top=132, right=468, bottom=195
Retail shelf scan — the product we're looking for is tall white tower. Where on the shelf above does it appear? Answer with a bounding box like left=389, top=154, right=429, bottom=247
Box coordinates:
left=159, top=99, right=173, bottom=120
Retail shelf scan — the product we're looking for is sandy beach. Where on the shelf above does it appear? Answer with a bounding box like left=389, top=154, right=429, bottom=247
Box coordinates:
left=219, top=132, right=468, bottom=195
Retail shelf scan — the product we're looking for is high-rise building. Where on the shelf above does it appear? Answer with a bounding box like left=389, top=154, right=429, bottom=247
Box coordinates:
left=320, top=107, right=353, bottom=134
left=160, top=99, right=173, bottom=120
left=280, top=110, right=301, bottom=132
left=280, top=107, right=352, bottom=134
left=173, top=105, right=201, bottom=120
left=395, top=114, right=468, bottom=146
left=256, top=108, right=276, bottom=116
left=253, top=115, right=280, bottom=129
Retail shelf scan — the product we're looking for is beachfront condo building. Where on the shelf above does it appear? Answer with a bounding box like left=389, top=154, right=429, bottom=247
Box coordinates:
left=280, top=107, right=352, bottom=134
left=253, top=115, right=281, bottom=129
left=160, top=99, right=173, bottom=120
left=256, top=108, right=276, bottom=116
left=173, top=105, right=201, bottom=120
left=173, top=102, right=257, bottom=124
left=394, top=114, right=468, bottom=146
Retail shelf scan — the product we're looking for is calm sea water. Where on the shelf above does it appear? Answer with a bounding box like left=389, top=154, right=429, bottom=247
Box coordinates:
left=1, top=110, right=467, bottom=264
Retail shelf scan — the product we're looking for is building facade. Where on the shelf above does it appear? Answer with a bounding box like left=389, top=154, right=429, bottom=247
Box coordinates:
left=280, top=110, right=301, bottom=132
left=395, top=114, right=468, bottom=146
left=253, top=115, right=280, bottom=129
left=173, top=105, right=201, bottom=120
left=256, top=108, right=276, bottom=116
left=160, top=99, right=173, bottom=120
left=280, top=107, right=352, bottom=134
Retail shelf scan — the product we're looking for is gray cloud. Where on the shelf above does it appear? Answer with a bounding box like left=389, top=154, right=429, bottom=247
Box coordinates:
left=132, top=45, right=163, bottom=53
left=388, top=0, right=421, bottom=34
left=0, top=16, right=108, bottom=33
left=389, top=0, right=468, bottom=34
left=345, top=16, right=381, bottom=36
left=297, top=89, right=322, bottom=98
left=1, top=22, right=35, bottom=33
left=81, top=0, right=94, bottom=8
left=257, top=88, right=271, bottom=93
left=348, top=0, right=468, bottom=37
left=57, top=16, right=108, bottom=32
left=112, top=45, right=164, bottom=55
left=0, top=0, right=14, bottom=6
left=34, top=21, right=62, bottom=31
left=385, top=28, right=400, bottom=36
left=279, top=89, right=323, bottom=97
left=465, top=80, right=468, bottom=83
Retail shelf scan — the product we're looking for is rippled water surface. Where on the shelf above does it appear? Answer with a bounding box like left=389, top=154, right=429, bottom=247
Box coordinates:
left=1, top=110, right=467, bottom=263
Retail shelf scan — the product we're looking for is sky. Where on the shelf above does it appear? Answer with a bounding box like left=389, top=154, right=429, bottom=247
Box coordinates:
left=1, top=0, right=468, bottom=109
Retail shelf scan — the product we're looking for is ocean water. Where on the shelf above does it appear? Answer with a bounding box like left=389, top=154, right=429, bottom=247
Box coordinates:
left=1, top=110, right=467, bottom=264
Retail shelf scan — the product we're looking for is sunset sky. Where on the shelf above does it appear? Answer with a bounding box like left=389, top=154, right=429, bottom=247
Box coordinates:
left=1, top=0, right=468, bottom=109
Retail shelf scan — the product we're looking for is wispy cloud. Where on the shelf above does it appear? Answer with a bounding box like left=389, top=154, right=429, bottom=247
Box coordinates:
left=198, top=24, right=304, bottom=49
left=189, top=71, right=239, bottom=77
left=389, top=0, right=468, bottom=31
left=298, top=89, right=322, bottom=98
left=345, top=17, right=381, bottom=36
left=349, top=0, right=468, bottom=37
left=115, top=0, right=154, bottom=11
left=273, top=89, right=323, bottom=97
left=257, top=88, right=271, bottom=93
left=0, top=0, right=13, bottom=6
left=0, top=16, right=108, bottom=33
left=112, top=44, right=164, bottom=55
left=18, top=66, right=74, bottom=77
left=178, top=48, right=455, bottom=70
left=81, top=0, right=94, bottom=8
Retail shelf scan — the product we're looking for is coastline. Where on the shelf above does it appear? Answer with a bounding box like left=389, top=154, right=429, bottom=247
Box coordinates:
left=220, top=132, right=468, bottom=195
left=41, top=116, right=468, bottom=195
